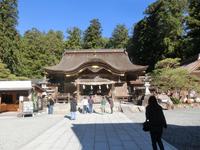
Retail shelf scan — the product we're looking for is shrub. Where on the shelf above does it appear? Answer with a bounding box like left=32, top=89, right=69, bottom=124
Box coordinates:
left=171, top=97, right=181, bottom=104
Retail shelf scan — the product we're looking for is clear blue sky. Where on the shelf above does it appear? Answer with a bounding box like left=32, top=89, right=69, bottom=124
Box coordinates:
left=17, top=0, right=156, bottom=37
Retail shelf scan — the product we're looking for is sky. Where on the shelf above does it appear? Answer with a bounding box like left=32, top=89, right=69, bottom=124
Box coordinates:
left=17, top=0, right=156, bottom=38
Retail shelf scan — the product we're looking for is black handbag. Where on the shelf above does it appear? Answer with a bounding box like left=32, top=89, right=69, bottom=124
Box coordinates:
left=143, top=121, right=150, bottom=132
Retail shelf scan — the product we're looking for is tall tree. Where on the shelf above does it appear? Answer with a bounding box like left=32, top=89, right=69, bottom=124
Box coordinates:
left=184, top=0, right=200, bottom=58
left=18, top=28, right=45, bottom=78
left=65, top=27, right=82, bottom=50
left=18, top=28, right=64, bottom=78
left=44, top=30, right=64, bottom=62
left=0, top=0, right=20, bottom=73
left=109, top=24, right=129, bottom=48
left=83, top=19, right=103, bottom=49
left=127, top=0, right=187, bottom=70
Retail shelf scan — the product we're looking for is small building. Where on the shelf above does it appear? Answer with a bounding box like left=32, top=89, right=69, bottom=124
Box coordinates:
left=45, top=49, right=147, bottom=101
left=0, top=81, right=32, bottom=112
left=182, top=54, right=200, bottom=77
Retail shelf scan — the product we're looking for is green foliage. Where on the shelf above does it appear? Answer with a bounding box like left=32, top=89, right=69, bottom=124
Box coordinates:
left=108, top=24, right=129, bottom=48
left=171, top=97, right=181, bottom=104
left=155, top=58, right=181, bottom=69
left=127, top=0, right=187, bottom=70
left=83, top=19, right=103, bottom=49
left=152, top=58, right=200, bottom=93
left=101, top=37, right=110, bottom=48
left=183, top=0, right=200, bottom=58
left=0, top=0, right=20, bottom=73
left=65, top=27, right=82, bottom=50
left=0, top=59, right=28, bottom=80
left=18, top=28, right=64, bottom=78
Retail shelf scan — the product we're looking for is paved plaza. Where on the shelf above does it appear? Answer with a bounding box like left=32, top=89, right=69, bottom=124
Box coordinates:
left=123, top=107, right=200, bottom=150
left=17, top=112, right=175, bottom=150
left=1, top=107, right=200, bottom=150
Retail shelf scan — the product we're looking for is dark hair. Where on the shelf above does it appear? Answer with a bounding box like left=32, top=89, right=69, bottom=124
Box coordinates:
left=148, top=95, right=158, bottom=106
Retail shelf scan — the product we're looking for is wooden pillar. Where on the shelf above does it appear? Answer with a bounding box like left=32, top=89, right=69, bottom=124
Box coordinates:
left=77, top=84, right=80, bottom=102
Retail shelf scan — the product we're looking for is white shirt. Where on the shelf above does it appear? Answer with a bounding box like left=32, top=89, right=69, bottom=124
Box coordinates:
left=82, top=98, right=88, bottom=106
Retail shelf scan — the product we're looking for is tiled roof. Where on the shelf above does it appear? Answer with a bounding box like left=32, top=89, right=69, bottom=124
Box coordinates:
left=45, top=49, right=147, bottom=74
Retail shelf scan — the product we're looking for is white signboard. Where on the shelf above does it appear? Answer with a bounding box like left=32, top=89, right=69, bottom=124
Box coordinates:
left=23, top=101, right=34, bottom=114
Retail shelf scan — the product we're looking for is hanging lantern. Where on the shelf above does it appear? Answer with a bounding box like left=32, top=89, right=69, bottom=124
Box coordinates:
left=99, top=85, right=101, bottom=89
left=90, top=85, right=93, bottom=90
left=83, top=85, right=85, bottom=89
left=106, top=84, right=109, bottom=89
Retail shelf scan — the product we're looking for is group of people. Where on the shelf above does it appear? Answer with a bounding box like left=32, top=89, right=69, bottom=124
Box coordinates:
left=69, top=94, right=114, bottom=120
left=81, top=95, right=94, bottom=114
left=81, top=95, right=114, bottom=114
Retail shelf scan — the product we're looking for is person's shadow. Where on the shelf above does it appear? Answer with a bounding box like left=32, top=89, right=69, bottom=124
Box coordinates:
left=64, top=115, right=71, bottom=120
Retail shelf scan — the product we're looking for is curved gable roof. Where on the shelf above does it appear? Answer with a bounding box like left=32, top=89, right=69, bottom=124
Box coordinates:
left=45, top=49, right=147, bottom=74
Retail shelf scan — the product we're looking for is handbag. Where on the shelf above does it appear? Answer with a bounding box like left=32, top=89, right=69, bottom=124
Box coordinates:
left=143, top=121, right=150, bottom=132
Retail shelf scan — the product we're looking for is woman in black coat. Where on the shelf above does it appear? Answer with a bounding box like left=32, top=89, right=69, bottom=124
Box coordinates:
left=146, top=95, right=167, bottom=150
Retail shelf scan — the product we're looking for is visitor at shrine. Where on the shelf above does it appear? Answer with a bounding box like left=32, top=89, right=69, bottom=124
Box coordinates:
left=100, top=96, right=106, bottom=113
left=81, top=96, right=89, bottom=114
left=70, top=94, right=77, bottom=120
left=88, top=95, right=94, bottom=113
left=106, top=96, right=114, bottom=114
left=47, top=96, right=54, bottom=114
left=145, top=95, right=167, bottom=150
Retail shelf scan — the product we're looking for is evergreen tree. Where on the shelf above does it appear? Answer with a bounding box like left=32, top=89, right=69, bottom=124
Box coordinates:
left=19, top=28, right=64, bottom=78
left=83, top=19, right=103, bottom=49
left=65, top=27, right=82, bottom=49
left=184, top=0, right=200, bottom=58
left=127, top=0, right=187, bottom=70
left=44, top=30, right=64, bottom=62
left=109, top=24, right=129, bottom=48
left=0, top=0, right=20, bottom=73
left=101, top=37, right=109, bottom=48
left=0, top=59, right=15, bottom=79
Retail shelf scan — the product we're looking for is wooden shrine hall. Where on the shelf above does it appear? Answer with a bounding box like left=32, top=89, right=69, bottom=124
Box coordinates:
left=45, top=49, right=147, bottom=101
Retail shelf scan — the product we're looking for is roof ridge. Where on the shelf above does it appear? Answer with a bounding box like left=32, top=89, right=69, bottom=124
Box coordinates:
left=63, top=49, right=125, bottom=54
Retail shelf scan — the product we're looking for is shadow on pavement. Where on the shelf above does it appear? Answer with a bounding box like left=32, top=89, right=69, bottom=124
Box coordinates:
left=162, top=124, right=200, bottom=150
left=64, top=115, right=71, bottom=120
left=70, top=122, right=200, bottom=150
left=70, top=123, right=152, bottom=150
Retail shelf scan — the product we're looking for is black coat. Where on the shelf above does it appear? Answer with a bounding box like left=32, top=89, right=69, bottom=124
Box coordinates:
left=70, top=98, right=77, bottom=112
left=146, top=104, right=167, bottom=132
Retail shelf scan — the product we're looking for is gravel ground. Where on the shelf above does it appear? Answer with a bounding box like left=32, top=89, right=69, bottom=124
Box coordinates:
left=124, top=107, right=200, bottom=150
left=0, top=113, right=63, bottom=150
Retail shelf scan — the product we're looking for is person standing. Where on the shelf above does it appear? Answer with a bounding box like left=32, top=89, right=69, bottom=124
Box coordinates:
left=81, top=96, right=88, bottom=114
left=88, top=95, right=94, bottom=113
left=47, top=96, right=54, bottom=114
left=100, top=96, right=106, bottom=113
left=145, top=95, right=167, bottom=150
left=70, top=94, right=77, bottom=120
left=107, top=96, right=114, bottom=114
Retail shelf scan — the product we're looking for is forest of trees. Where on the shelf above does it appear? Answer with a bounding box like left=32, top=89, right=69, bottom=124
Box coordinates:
left=0, top=0, right=200, bottom=79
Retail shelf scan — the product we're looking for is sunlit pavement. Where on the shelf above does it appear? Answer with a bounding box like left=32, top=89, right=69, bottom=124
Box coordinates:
left=19, top=112, right=177, bottom=150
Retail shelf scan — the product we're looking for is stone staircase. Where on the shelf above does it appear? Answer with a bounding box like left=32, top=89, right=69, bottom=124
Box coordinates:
left=120, top=103, right=145, bottom=113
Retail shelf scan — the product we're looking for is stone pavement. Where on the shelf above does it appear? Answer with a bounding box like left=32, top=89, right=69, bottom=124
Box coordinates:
left=19, top=112, right=177, bottom=150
